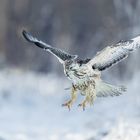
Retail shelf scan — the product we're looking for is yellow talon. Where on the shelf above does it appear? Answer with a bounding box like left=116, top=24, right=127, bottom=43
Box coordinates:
left=78, top=95, right=90, bottom=111
left=62, top=85, right=77, bottom=110
left=62, top=100, right=72, bottom=111
left=78, top=102, right=86, bottom=111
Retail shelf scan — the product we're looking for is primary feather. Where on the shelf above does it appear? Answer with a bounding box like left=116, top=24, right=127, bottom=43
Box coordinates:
left=22, top=30, right=77, bottom=63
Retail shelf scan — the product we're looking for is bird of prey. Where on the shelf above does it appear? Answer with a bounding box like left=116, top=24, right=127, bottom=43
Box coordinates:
left=22, top=30, right=140, bottom=110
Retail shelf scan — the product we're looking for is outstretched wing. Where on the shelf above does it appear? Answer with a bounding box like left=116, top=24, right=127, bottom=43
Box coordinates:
left=87, top=35, right=140, bottom=71
left=22, top=30, right=77, bottom=63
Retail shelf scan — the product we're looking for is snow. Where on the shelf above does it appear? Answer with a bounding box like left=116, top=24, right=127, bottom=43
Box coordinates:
left=0, top=68, right=139, bottom=140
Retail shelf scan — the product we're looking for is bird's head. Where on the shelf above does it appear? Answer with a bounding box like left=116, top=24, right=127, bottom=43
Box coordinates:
left=64, top=59, right=80, bottom=71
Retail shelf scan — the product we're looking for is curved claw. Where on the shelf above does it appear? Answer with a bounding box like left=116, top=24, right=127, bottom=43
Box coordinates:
left=62, top=84, right=77, bottom=111
left=78, top=102, right=86, bottom=111
left=62, top=100, right=72, bottom=111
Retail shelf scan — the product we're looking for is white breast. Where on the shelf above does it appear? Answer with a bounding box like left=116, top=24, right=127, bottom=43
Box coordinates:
left=64, top=64, right=99, bottom=85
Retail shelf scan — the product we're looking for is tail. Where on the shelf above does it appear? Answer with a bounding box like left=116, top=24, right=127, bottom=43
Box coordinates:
left=96, top=81, right=127, bottom=97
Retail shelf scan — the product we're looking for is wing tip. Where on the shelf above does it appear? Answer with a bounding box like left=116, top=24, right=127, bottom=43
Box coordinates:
left=22, top=30, right=35, bottom=43
left=22, top=30, right=29, bottom=40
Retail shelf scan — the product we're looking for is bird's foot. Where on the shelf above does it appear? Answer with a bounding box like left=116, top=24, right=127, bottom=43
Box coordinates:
left=78, top=101, right=86, bottom=111
left=62, top=100, right=73, bottom=111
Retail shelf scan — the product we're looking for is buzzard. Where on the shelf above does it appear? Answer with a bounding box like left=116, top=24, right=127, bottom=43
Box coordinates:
left=22, top=30, right=140, bottom=110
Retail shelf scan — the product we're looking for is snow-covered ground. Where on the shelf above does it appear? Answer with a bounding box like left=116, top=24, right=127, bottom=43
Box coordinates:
left=0, top=68, right=139, bottom=140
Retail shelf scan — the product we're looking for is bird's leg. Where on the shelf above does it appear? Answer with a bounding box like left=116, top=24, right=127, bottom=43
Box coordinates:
left=62, top=85, right=77, bottom=110
left=89, top=94, right=96, bottom=106
left=78, top=90, right=96, bottom=110
left=78, top=95, right=90, bottom=111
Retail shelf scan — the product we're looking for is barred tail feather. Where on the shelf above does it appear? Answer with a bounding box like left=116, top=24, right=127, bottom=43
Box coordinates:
left=96, top=81, right=127, bottom=97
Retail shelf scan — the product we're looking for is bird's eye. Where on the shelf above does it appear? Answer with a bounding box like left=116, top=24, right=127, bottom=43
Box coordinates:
left=92, top=65, right=96, bottom=69
left=69, top=66, right=73, bottom=70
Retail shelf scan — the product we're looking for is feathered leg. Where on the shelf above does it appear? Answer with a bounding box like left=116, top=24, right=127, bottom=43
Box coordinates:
left=78, top=95, right=90, bottom=111
left=62, top=85, right=77, bottom=110
left=78, top=85, right=96, bottom=110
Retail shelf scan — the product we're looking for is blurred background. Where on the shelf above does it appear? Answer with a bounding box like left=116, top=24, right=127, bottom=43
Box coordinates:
left=0, top=0, right=140, bottom=140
